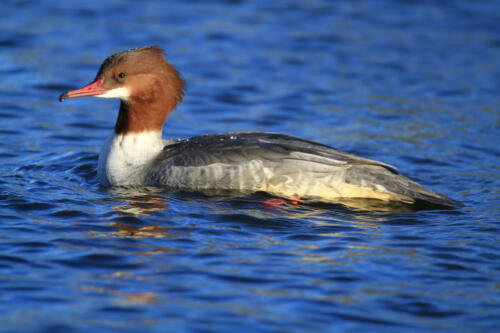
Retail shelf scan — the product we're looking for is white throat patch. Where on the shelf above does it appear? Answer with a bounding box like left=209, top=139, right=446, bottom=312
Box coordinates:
left=97, top=87, right=130, bottom=100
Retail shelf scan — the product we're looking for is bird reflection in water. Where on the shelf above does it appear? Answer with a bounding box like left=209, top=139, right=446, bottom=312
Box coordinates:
left=88, top=187, right=411, bottom=290
left=101, top=186, right=410, bottom=226
left=91, top=186, right=183, bottom=241
left=105, top=186, right=170, bottom=217
left=93, top=186, right=429, bottom=250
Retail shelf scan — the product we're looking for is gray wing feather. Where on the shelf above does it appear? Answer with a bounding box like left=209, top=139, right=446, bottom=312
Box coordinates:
left=151, top=132, right=397, bottom=171
left=145, top=132, right=458, bottom=207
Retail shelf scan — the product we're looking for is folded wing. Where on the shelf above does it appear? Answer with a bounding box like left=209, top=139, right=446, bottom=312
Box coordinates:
left=146, top=132, right=458, bottom=207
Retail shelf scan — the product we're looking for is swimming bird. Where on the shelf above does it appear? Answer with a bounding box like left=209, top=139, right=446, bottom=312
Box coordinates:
left=59, top=46, right=459, bottom=208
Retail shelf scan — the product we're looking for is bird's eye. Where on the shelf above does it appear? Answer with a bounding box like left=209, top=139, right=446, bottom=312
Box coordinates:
left=118, top=73, right=127, bottom=79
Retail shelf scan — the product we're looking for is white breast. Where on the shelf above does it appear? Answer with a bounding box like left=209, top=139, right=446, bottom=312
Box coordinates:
left=98, top=131, right=165, bottom=186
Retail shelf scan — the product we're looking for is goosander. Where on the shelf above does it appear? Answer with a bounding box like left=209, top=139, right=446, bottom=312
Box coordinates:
left=59, top=46, right=459, bottom=207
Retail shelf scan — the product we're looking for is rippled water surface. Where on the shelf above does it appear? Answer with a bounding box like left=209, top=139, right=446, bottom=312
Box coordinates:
left=1, top=0, right=499, bottom=331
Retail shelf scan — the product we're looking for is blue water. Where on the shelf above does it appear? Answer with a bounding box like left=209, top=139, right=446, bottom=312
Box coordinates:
left=1, top=0, right=499, bottom=331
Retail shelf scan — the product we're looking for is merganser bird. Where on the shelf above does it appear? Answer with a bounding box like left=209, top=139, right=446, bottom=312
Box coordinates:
left=59, top=46, right=459, bottom=208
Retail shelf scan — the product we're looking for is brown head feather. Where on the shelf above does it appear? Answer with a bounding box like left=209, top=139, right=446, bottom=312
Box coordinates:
left=92, top=46, right=185, bottom=134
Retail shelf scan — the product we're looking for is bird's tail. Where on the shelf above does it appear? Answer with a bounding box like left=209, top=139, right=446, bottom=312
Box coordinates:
left=343, top=165, right=461, bottom=208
